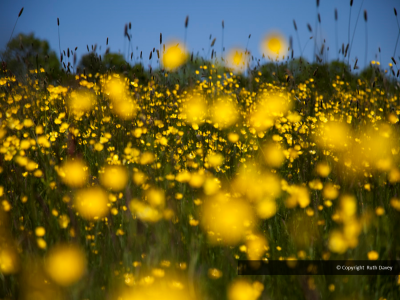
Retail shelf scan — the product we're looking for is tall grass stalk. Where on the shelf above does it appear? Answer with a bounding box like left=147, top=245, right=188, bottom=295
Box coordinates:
left=348, top=0, right=365, bottom=65
left=394, top=8, right=400, bottom=57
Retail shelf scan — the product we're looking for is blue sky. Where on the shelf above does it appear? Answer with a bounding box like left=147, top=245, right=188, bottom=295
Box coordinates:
left=1, top=0, right=399, bottom=72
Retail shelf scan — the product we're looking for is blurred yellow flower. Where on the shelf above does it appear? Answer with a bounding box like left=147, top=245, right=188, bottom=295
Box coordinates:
left=367, top=250, right=379, bottom=260
left=285, top=185, right=310, bottom=208
left=0, top=246, right=20, bottom=274
left=57, top=159, right=88, bottom=188
left=133, top=170, right=147, bottom=185
left=226, top=48, right=248, bottom=73
left=211, top=98, right=238, bottom=128
left=117, top=278, right=194, bottom=300
left=68, top=89, right=95, bottom=114
left=162, top=40, right=188, bottom=71
left=189, top=171, right=205, bottom=188
left=113, top=97, right=138, bottom=120
left=100, top=165, right=128, bottom=191
left=308, top=179, right=323, bottom=190
left=45, top=244, right=86, bottom=286
left=316, top=162, right=331, bottom=177
left=201, top=193, right=254, bottom=245
left=246, top=234, right=268, bottom=260
left=316, top=121, right=349, bottom=151
left=256, top=197, right=277, bottom=219
left=35, top=226, right=46, bottom=237
left=250, top=92, right=291, bottom=131
left=104, top=76, right=126, bottom=103
left=146, top=188, right=165, bottom=208
left=203, top=177, right=220, bottom=195
left=182, top=94, right=207, bottom=125
left=263, top=142, right=285, bottom=168
left=130, top=200, right=162, bottom=223
left=208, top=268, right=223, bottom=279
left=140, top=152, right=155, bottom=165
left=233, top=165, right=281, bottom=202
left=340, top=195, right=357, bottom=219
left=228, top=279, right=264, bottom=300
left=390, top=198, right=400, bottom=211
left=104, top=76, right=138, bottom=120
left=228, top=133, right=240, bottom=143
left=261, top=31, right=288, bottom=60
left=207, top=152, right=224, bottom=168
left=74, top=187, right=108, bottom=220
left=329, top=231, right=348, bottom=254
left=323, top=183, right=339, bottom=200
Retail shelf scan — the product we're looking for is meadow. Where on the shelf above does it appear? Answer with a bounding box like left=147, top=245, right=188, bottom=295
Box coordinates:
left=1, top=5, right=400, bottom=300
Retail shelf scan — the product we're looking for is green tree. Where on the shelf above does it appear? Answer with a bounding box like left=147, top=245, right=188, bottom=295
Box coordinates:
left=1, top=33, right=61, bottom=82
left=78, top=51, right=149, bottom=84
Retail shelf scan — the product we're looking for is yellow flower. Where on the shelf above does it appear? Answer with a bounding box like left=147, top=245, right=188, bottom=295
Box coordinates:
left=246, top=234, right=268, bottom=260
left=263, top=143, right=285, bottom=168
left=211, top=98, right=238, bottom=128
left=68, top=89, right=95, bottom=113
left=226, top=48, right=248, bottom=73
left=367, top=250, right=379, bottom=260
left=228, top=279, right=264, bottom=300
left=113, top=96, right=137, bottom=120
left=99, top=165, right=128, bottom=191
left=256, top=197, right=277, bottom=219
left=182, top=94, right=207, bottom=125
left=207, top=152, right=224, bottom=168
left=162, top=40, right=188, bottom=71
left=228, top=133, right=240, bottom=143
left=74, top=187, right=108, bottom=220
left=133, top=170, right=147, bottom=185
left=130, top=200, right=162, bottom=223
left=0, top=246, right=20, bottom=274
left=323, top=183, right=339, bottom=200
left=329, top=231, right=348, bottom=254
left=104, top=76, right=126, bottom=103
left=140, top=152, right=155, bottom=165
left=57, top=159, right=88, bottom=188
left=201, top=193, right=254, bottom=245
left=45, top=244, right=86, bottom=286
left=146, top=188, right=165, bottom=208
left=316, top=162, right=331, bottom=177
left=35, top=226, right=46, bottom=237
left=285, top=185, right=310, bottom=208
left=261, top=31, right=288, bottom=60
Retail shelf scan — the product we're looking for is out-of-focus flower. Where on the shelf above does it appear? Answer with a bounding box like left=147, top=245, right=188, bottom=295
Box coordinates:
left=45, top=244, right=86, bottom=286
left=130, top=199, right=162, bottom=222
left=285, top=185, right=310, bottom=208
left=104, top=76, right=138, bottom=120
left=99, top=165, right=128, bottom=191
left=207, top=152, right=224, bottom=168
left=56, top=159, right=88, bottom=188
left=261, top=31, right=288, bottom=60
left=116, top=278, right=195, bottom=300
left=246, top=234, right=268, bottom=260
left=162, top=40, right=188, bottom=71
left=227, top=279, right=264, bottom=300
left=182, top=94, right=207, bottom=125
left=201, top=193, right=255, bottom=245
left=262, top=142, right=285, bottom=168
left=68, top=89, right=95, bottom=114
left=211, top=97, right=238, bottom=128
left=316, top=162, right=331, bottom=177
left=74, top=187, right=109, bottom=220
left=315, top=121, right=349, bottom=151
left=226, top=48, right=248, bottom=73
left=0, top=246, right=20, bottom=274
